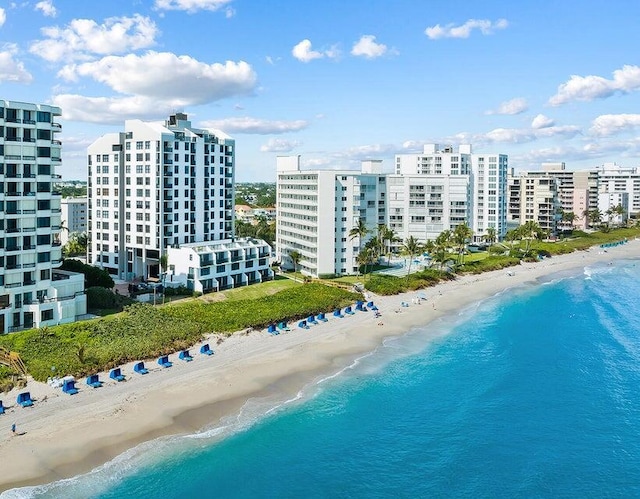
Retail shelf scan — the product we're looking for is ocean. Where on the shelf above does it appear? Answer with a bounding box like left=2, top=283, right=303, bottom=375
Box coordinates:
left=6, top=259, right=640, bottom=498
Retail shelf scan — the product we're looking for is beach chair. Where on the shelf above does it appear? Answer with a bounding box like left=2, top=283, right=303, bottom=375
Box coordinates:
left=333, top=309, right=344, bottom=318
left=344, top=306, right=354, bottom=315
left=277, top=322, right=291, bottom=332
left=307, top=315, right=318, bottom=325
left=16, top=392, right=33, bottom=407
left=158, top=355, right=173, bottom=368
left=366, top=301, right=374, bottom=308
left=317, top=312, right=328, bottom=322
left=0, top=400, right=5, bottom=414
left=355, top=301, right=364, bottom=312
left=62, top=379, right=79, bottom=395
left=134, top=361, right=149, bottom=375
left=86, top=374, right=103, bottom=388
left=179, top=350, right=193, bottom=362
left=298, top=320, right=309, bottom=330
left=267, top=324, right=279, bottom=335
left=371, top=305, right=379, bottom=311
left=200, top=344, right=214, bottom=356
left=109, top=368, right=126, bottom=382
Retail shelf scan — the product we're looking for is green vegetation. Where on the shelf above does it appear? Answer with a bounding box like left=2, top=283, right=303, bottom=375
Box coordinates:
left=0, top=284, right=359, bottom=383
left=60, top=259, right=115, bottom=289
left=235, top=217, right=275, bottom=247
left=235, top=182, right=276, bottom=207
left=366, top=268, right=455, bottom=295
left=55, top=185, right=87, bottom=197
left=63, top=232, right=89, bottom=258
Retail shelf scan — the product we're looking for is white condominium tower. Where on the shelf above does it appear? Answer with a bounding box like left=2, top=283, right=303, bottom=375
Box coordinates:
left=88, top=113, right=272, bottom=292
left=276, top=156, right=386, bottom=277
left=88, top=113, right=236, bottom=279
left=0, top=100, right=86, bottom=333
left=395, top=144, right=508, bottom=242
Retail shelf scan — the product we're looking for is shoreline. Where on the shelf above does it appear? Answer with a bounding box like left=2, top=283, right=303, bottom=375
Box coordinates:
left=1, top=241, right=639, bottom=493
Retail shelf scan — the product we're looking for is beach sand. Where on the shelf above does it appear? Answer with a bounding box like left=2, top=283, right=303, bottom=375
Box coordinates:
left=0, top=240, right=638, bottom=492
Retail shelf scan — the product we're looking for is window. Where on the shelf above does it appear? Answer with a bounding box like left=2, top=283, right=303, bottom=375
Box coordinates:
left=41, top=309, right=54, bottom=321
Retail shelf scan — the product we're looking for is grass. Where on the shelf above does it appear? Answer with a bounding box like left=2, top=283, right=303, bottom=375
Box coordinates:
left=0, top=283, right=360, bottom=383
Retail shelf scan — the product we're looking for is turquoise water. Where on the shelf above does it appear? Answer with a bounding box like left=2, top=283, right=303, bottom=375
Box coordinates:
left=7, top=260, right=640, bottom=498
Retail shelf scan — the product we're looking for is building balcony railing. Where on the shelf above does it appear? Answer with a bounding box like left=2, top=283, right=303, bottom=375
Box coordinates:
left=23, top=280, right=36, bottom=286
left=52, top=122, right=62, bottom=129
left=6, top=264, right=22, bottom=270
left=6, top=227, right=21, bottom=233
left=5, top=246, right=21, bottom=252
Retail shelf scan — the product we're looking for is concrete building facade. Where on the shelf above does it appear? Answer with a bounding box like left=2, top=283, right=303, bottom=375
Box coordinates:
left=0, top=100, right=86, bottom=333
left=88, top=113, right=272, bottom=291
left=60, top=197, right=87, bottom=245
left=507, top=173, right=560, bottom=235
left=276, top=156, right=386, bottom=277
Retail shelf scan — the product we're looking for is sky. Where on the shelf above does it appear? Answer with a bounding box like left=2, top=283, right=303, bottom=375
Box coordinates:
left=1, top=0, right=640, bottom=181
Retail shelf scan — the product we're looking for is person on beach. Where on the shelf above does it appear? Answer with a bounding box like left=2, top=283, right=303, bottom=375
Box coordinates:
left=11, top=423, right=16, bottom=435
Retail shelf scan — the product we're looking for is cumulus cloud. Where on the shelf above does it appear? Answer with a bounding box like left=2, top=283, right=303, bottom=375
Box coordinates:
left=292, top=39, right=339, bottom=62
left=199, top=117, right=308, bottom=134
left=154, top=0, right=233, bottom=13
left=0, top=7, right=6, bottom=27
left=52, top=94, right=176, bottom=124
left=35, top=0, right=57, bottom=17
left=58, top=52, right=257, bottom=104
left=590, top=114, right=640, bottom=136
left=260, top=138, right=302, bottom=153
left=351, top=35, right=390, bottom=59
left=485, top=97, right=528, bottom=115
left=483, top=125, right=581, bottom=144
left=549, top=64, right=640, bottom=106
left=531, top=114, right=555, bottom=129
left=29, top=14, right=158, bottom=62
left=0, top=44, right=33, bottom=83
left=425, top=18, right=508, bottom=39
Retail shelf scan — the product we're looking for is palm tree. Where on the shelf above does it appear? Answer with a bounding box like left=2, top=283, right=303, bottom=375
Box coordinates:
left=159, top=253, right=169, bottom=304
left=587, top=208, right=602, bottom=229
left=349, top=219, right=369, bottom=275
left=288, top=250, right=302, bottom=274
left=520, top=220, right=543, bottom=256
left=452, top=223, right=473, bottom=265
left=505, top=229, right=519, bottom=251
left=483, top=227, right=497, bottom=251
left=401, top=236, right=424, bottom=281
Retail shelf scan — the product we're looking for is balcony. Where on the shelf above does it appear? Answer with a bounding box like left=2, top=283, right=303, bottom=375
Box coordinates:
left=6, top=227, right=21, bottom=233
left=52, top=122, right=62, bottom=130
left=5, top=246, right=21, bottom=252
left=5, top=264, right=22, bottom=270
left=22, top=280, right=36, bottom=286
left=6, top=191, right=21, bottom=197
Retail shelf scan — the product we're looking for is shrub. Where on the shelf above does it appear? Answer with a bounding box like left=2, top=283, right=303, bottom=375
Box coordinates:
left=60, top=259, right=115, bottom=289
left=86, top=286, right=133, bottom=311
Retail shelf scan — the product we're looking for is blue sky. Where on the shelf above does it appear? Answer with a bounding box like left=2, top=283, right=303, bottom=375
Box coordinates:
left=1, top=0, right=640, bottom=181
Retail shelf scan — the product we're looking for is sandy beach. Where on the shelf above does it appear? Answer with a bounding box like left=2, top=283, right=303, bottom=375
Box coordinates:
left=0, top=240, right=638, bottom=492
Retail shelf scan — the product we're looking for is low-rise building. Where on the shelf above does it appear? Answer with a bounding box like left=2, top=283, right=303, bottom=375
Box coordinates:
left=166, top=238, right=273, bottom=292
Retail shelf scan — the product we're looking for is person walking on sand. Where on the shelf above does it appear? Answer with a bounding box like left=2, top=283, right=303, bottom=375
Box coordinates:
left=11, top=423, right=16, bottom=435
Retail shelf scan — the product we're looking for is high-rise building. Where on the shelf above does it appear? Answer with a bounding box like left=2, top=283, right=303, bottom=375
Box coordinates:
left=0, top=100, right=86, bottom=333
left=523, top=162, right=598, bottom=230
left=276, top=156, right=386, bottom=277
left=596, top=163, right=640, bottom=218
left=87, top=113, right=272, bottom=292
left=60, top=197, right=87, bottom=245
left=395, top=144, right=508, bottom=242
left=507, top=173, right=560, bottom=235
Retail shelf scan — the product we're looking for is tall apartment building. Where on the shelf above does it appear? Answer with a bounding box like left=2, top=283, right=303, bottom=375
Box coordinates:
left=0, top=100, right=86, bottom=333
left=596, top=163, right=640, bottom=218
left=523, top=162, right=598, bottom=230
left=60, top=197, right=87, bottom=245
left=395, top=144, right=508, bottom=242
left=87, top=113, right=272, bottom=291
left=276, top=156, right=386, bottom=277
left=507, top=173, right=560, bottom=235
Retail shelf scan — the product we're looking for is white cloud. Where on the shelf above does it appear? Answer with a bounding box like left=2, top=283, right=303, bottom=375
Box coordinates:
left=29, top=14, right=158, bottom=62
left=351, top=35, right=389, bottom=59
left=292, top=39, right=339, bottom=63
left=0, top=44, right=33, bottom=83
left=154, top=0, right=233, bottom=13
left=425, top=18, right=508, bottom=40
left=0, top=8, right=6, bottom=27
left=199, top=117, right=308, bottom=134
left=35, top=0, right=57, bottom=17
left=549, top=65, right=640, bottom=106
left=224, top=6, right=235, bottom=18
left=483, top=124, right=581, bottom=144
left=58, top=52, right=256, bottom=104
left=53, top=94, right=175, bottom=124
left=260, top=138, right=302, bottom=153
left=590, top=114, right=640, bottom=136
left=485, top=97, right=528, bottom=115
left=531, top=114, right=555, bottom=129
